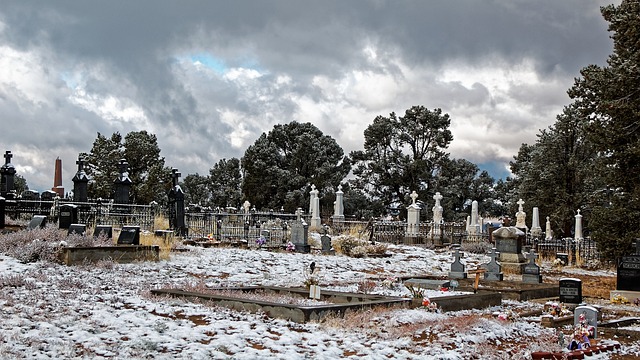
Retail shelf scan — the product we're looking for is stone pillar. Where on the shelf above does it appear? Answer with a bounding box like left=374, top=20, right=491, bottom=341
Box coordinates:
left=52, top=157, right=64, bottom=197
left=574, top=209, right=583, bottom=240
left=406, top=191, right=420, bottom=237
left=0, top=151, right=16, bottom=198
left=545, top=216, right=552, bottom=240
left=72, top=156, right=90, bottom=202
left=113, top=159, right=132, bottom=204
left=469, top=200, right=480, bottom=235
left=309, top=184, right=321, bottom=228
left=332, top=184, right=344, bottom=222
left=530, top=207, right=542, bottom=237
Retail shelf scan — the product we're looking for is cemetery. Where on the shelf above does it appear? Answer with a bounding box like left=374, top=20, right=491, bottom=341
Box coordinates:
left=1, top=151, right=640, bottom=359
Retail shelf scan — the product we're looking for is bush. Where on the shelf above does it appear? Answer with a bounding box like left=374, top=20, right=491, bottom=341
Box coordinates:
left=332, top=236, right=388, bottom=257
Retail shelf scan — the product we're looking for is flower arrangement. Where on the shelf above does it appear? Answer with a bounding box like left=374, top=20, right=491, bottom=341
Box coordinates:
left=382, top=276, right=401, bottom=290
left=493, top=309, right=518, bottom=321
left=285, top=241, right=296, bottom=252
left=405, top=284, right=425, bottom=299
left=611, top=293, right=629, bottom=304
left=553, top=258, right=566, bottom=267
left=421, top=297, right=440, bottom=312
left=543, top=302, right=571, bottom=317
left=256, top=235, right=266, bottom=248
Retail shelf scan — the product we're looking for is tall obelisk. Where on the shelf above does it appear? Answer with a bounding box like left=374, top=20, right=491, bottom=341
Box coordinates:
left=52, top=157, right=64, bottom=197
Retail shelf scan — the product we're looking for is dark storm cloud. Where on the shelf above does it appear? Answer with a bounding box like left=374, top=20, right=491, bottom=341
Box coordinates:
left=0, top=0, right=618, bottom=192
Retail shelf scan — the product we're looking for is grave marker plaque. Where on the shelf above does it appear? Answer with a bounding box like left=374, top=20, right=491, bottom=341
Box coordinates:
left=93, top=225, right=113, bottom=240
left=117, top=226, right=140, bottom=245
left=559, top=277, right=582, bottom=304
left=28, top=215, right=47, bottom=230
left=67, top=224, right=86, bottom=236
left=616, top=255, right=640, bottom=291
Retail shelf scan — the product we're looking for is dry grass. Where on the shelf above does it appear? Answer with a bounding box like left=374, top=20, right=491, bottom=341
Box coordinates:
left=140, top=231, right=176, bottom=260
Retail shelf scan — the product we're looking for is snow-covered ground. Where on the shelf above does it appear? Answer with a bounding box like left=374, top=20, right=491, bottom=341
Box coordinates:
left=0, top=240, right=637, bottom=359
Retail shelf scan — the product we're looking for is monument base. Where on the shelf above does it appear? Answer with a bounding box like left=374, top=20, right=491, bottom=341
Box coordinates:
left=610, top=290, right=640, bottom=303
left=501, top=262, right=527, bottom=275
left=295, top=244, right=311, bottom=254
left=523, top=274, right=543, bottom=284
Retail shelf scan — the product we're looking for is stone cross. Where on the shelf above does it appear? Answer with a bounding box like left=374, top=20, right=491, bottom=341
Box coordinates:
left=488, top=247, right=499, bottom=263
left=517, top=198, right=525, bottom=212
left=3, top=151, right=12, bottom=164
left=76, top=158, right=86, bottom=172
left=410, top=191, right=418, bottom=205
left=526, top=251, right=538, bottom=266
left=433, top=192, right=443, bottom=206
left=295, top=207, right=303, bottom=221
left=171, top=168, right=181, bottom=187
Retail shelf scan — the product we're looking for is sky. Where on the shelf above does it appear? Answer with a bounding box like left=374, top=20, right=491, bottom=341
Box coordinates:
left=0, top=0, right=618, bottom=194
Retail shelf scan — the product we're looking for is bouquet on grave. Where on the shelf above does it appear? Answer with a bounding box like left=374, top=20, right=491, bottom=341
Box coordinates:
left=256, top=235, right=267, bottom=248
left=286, top=241, right=296, bottom=252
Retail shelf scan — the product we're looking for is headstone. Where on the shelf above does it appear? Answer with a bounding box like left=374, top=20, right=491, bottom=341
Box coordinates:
left=67, top=224, right=86, bottom=236
left=58, top=204, right=78, bottom=229
left=522, top=251, right=542, bottom=283
left=0, top=196, right=4, bottom=229
left=515, top=198, right=527, bottom=230
left=28, top=215, right=47, bottom=230
left=168, top=168, right=186, bottom=236
left=406, top=191, right=420, bottom=237
left=332, top=184, right=345, bottom=222
left=574, top=305, right=598, bottom=339
left=429, top=192, right=444, bottom=242
left=530, top=207, right=542, bottom=237
left=616, top=251, right=640, bottom=291
left=291, top=208, right=310, bottom=253
left=545, top=216, right=553, bottom=240
left=493, top=226, right=527, bottom=273
left=93, top=225, right=113, bottom=239
left=559, top=278, right=583, bottom=304
left=449, top=248, right=467, bottom=279
left=113, top=159, right=132, bottom=204
left=483, top=248, right=503, bottom=281
left=321, top=234, right=334, bottom=255
left=309, top=185, right=321, bottom=228
left=469, top=200, right=480, bottom=235
left=0, top=151, right=16, bottom=197
left=117, top=226, right=140, bottom=245
left=574, top=209, right=583, bottom=240
left=72, top=156, right=90, bottom=202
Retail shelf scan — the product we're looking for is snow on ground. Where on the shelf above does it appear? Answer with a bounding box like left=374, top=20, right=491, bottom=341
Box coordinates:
left=0, top=244, right=635, bottom=359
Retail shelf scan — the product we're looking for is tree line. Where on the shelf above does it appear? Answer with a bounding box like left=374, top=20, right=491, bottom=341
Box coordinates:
left=16, top=1, right=637, bottom=262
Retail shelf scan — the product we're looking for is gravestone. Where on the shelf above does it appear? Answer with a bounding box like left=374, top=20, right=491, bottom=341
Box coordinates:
left=28, top=215, right=47, bottom=230
left=493, top=225, right=527, bottom=273
left=72, top=157, right=90, bottom=202
left=0, top=151, right=16, bottom=197
left=291, top=208, right=310, bottom=253
left=574, top=305, right=598, bottom=339
left=559, top=278, right=582, bottom=304
left=321, top=234, right=334, bottom=255
left=448, top=248, right=467, bottom=279
left=67, top=224, right=86, bottom=236
left=483, top=248, right=503, bottom=281
left=0, top=196, right=5, bottom=229
left=522, top=251, right=542, bottom=284
left=167, top=168, right=186, bottom=236
left=93, top=225, right=113, bottom=240
left=118, top=226, right=140, bottom=245
left=58, top=204, right=78, bottom=229
left=113, top=159, right=132, bottom=204
left=616, top=241, right=640, bottom=291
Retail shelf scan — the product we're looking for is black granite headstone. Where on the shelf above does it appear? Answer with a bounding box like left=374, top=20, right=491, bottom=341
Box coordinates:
left=321, top=234, right=334, bottom=254
left=93, top=225, right=113, bottom=240
left=617, top=255, right=640, bottom=291
left=67, top=224, right=86, bottom=236
left=58, top=204, right=78, bottom=229
left=117, top=226, right=140, bottom=245
left=559, top=277, right=582, bottom=304
left=27, top=215, right=47, bottom=230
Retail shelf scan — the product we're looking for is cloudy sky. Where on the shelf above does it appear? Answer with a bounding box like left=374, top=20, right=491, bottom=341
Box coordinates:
left=0, top=0, right=618, bottom=194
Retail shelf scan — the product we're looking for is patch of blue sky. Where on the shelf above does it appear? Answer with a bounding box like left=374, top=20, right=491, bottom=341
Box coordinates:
left=189, top=53, right=228, bottom=74
left=59, top=71, right=80, bottom=89
left=478, top=161, right=512, bottom=180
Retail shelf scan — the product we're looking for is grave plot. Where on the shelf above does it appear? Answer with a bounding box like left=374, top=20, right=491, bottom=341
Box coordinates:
left=151, top=286, right=409, bottom=323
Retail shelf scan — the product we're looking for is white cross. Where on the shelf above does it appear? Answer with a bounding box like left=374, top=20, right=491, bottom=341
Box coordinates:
left=410, top=191, right=418, bottom=205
